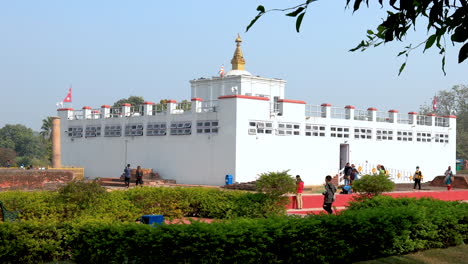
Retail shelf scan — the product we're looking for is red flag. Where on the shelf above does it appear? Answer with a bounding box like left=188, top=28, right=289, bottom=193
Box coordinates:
left=63, top=88, right=72, bottom=103
left=432, top=95, right=437, bottom=111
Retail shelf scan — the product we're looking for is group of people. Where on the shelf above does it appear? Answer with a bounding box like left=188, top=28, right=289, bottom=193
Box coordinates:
left=296, top=174, right=336, bottom=215
left=123, top=164, right=144, bottom=188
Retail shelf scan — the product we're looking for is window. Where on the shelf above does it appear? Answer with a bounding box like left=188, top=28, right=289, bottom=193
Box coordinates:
left=147, top=122, right=167, bottom=136
left=125, top=124, right=144, bottom=136
left=416, top=132, right=432, bottom=142
left=396, top=131, right=413, bottom=142
left=376, top=129, right=393, bottom=141
left=68, top=127, right=83, bottom=138
left=330, top=126, right=349, bottom=138
left=435, top=133, right=449, bottom=143
left=197, top=120, right=219, bottom=134
left=305, top=124, right=326, bottom=137
left=170, top=121, right=192, bottom=135
left=354, top=128, right=372, bottom=140
left=248, top=120, right=273, bottom=135
left=278, top=122, right=300, bottom=136
left=85, top=126, right=101, bottom=137
left=104, top=125, right=122, bottom=137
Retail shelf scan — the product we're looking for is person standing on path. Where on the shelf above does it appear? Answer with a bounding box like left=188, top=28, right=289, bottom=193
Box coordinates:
left=124, top=164, right=131, bottom=188
left=444, top=166, right=454, bottom=191
left=296, top=175, right=304, bottom=209
left=135, top=165, right=144, bottom=187
left=323, top=175, right=336, bottom=214
left=413, top=166, right=423, bottom=190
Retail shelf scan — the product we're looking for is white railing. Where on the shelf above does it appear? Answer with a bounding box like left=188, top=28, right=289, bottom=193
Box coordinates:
left=130, top=105, right=144, bottom=116
left=198, top=100, right=218, bottom=112
left=331, top=107, right=346, bottom=119
left=376, top=111, right=390, bottom=123
left=305, top=105, right=322, bottom=117
left=435, top=117, right=449, bottom=127
left=397, top=113, right=411, bottom=124
left=73, top=110, right=84, bottom=120
left=354, top=109, right=369, bottom=121
left=417, top=115, right=432, bottom=126
left=152, top=104, right=168, bottom=115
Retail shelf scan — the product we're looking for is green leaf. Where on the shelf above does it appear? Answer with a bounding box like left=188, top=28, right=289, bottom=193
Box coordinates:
left=286, top=7, right=305, bottom=17
left=442, top=56, right=446, bottom=76
left=367, top=30, right=374, bottom=35
left=424, top=34, right=437, bottom=52
left=256, top=5, right=265, bottom=13
left=458, top=43, right=468, bottom=63
left=398, top=62, right=406, bottom=76
left=246, top=13, right=263, bottom=32
left=397, top=50, right=407, bottom=57
left=295, top=13, right=305, bottom=32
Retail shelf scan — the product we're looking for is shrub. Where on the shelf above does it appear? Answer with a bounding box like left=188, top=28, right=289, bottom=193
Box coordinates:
left=255, top=170, right=296, bottom=197
left=352, top=173, right=395, bottom=197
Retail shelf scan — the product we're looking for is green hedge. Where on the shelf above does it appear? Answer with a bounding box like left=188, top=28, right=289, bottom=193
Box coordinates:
left=0, top=184, right=286, bottom=223
left=1, top=196, right=466, bottom=263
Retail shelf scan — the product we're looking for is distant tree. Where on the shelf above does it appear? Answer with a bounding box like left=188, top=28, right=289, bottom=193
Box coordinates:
left=0, top=124, right=49, bottom=166
left=0, top=147, right=16, bottom=167
left=247, top=1, right=468, bottom=75
left=420, top=84, right=468, bottom=159
left=40, top=117, right=53, bottom=141
left=256, top=170, right=296, bottom=197
left=112, top=96, right=145, bottom=108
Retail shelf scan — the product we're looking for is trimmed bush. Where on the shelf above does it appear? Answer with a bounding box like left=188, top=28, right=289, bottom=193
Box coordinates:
left=352, top=173, right=395, bottom=197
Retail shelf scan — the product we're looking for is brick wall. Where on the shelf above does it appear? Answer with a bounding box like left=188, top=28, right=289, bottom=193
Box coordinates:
left=0, top=169, right=75, bottom=191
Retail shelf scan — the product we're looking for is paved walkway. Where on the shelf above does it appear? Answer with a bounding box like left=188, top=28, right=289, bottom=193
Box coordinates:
left=287, top=189, right=468, bottom=215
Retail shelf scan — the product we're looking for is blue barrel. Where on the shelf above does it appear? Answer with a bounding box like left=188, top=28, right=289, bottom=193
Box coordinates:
left=225, top=174, right=233, bottom=185
left=141, top=215, right=164, bottom=226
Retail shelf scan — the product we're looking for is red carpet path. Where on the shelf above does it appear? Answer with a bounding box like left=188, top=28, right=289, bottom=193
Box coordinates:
left=287, top=190, right=468, bottom=215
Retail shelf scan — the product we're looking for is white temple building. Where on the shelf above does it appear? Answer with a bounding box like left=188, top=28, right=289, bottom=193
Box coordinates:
left=57, top=35, right=456, bottom=186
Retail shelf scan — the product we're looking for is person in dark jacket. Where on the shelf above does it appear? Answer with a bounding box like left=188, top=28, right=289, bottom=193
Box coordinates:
left=323, top=175, right=336, bottom=214
left=135, top=166, right=144, bottom=187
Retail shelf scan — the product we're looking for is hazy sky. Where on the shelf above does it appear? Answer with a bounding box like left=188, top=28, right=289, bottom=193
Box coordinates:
left=1, top=1, right=466, bottom=131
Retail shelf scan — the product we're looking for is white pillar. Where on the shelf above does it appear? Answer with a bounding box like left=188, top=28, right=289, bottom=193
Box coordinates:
left=388, top=109, right=398, bottom=123
left=122, top=103, right=131, bottom=117
left=321, top=103, right=331, bottom=118
left=143, top=101, right=154, bottom=116
left=167, top=100, right=177, bottom=114
left=345, top=105, right=355, bottom=120
left=82, top=106, right=92, bottom=119
left=367, top=107, right=377, bottom=122
left=408, top=112, right=418, bottom=125
left=191, top=98, right=203, bottom=113
left=427, top=113, right=436, bottom=126
left=101, top=105, right=111, bottom=118
left=57, top=108, right=74, bottom=120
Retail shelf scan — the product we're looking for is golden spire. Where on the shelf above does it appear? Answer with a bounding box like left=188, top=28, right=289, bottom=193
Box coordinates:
left=231, top=34, right=245, bottom=70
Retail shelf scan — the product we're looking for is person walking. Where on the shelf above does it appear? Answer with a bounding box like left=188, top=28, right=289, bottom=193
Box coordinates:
left=296, top=175, right=304, bottom=209
left=444, top=166, right=454, bottom=191
left=124, top=164, right=131, bottom=188
left=322, top=175, right=336, bottom=214
left=413, top=166, right=423, bottom=190
left=343, top=162, right=352, bottom=185
left=135, top=165, right=144, bottom=187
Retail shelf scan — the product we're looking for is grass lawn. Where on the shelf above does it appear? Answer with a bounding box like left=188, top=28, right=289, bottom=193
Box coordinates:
left=355, top=244, right=468, bottom=264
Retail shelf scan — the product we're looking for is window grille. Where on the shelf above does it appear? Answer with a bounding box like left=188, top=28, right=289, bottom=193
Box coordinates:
left=125, top=124, right=144, bottom=136
left=305, top=124, right=326, bottom=137
left=170, top=121, right=192, bottom=135
left=68, top=127, right=83, bottom=138
left=416, top=132, right=432, bottom=142
left=104, top=125, right=122, bottom=137
left=147, top=122, right=167, bottom=136
left=396, top=131, right=413, bottom=141
left=434, top=133, right=449, bottom=143
left=376, top=129, right=393, bottom=141
left=85, top=126, right=101, bottom=137
left=354, top=128, right=372, bottom=140
left=197, top=120, right=219, bottom=134
left=330, top=126, right=349, bottom=138
left=278, top=122, right=300, bottom=136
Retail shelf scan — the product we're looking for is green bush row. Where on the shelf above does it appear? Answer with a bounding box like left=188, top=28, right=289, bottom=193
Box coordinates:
left=0, top=196, right=466, bottom=263
left=0, top=182, right=287, bottom=223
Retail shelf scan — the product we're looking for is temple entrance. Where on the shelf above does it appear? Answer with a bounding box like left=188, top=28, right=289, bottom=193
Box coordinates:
left=339, top=144, right=349, bottom=170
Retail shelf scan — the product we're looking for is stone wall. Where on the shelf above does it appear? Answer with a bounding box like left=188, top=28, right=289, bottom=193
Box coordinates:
left=0, top=169, right=75, bottom=191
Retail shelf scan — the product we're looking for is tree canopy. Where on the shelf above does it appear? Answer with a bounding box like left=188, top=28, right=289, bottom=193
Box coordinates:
left=112, top=96, right=145, bottom=108
left=420, top=84, right=468, bottom=159
left=247, top=0, right=468, bottom=75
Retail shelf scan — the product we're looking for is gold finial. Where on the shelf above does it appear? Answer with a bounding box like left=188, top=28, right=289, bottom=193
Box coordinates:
left=231, top=34, right=245, bottom=70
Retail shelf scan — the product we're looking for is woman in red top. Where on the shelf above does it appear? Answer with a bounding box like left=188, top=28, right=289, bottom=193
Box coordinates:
left=296, top=175, right=304, bottom=209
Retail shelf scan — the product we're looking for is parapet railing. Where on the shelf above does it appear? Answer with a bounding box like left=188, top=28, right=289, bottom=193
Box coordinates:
left=305, top=105, right=322, bottom=118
